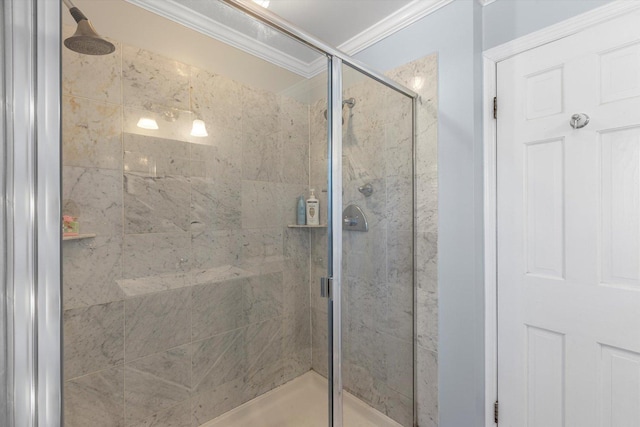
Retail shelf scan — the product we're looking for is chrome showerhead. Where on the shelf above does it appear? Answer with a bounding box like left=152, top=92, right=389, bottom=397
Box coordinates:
left=63, top=0, right=115, bottom=56
left=323, top=98, right=356, bottom=122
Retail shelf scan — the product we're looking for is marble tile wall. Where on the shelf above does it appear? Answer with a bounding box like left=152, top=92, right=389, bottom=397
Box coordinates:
left=62, top=25, right=312, bottom=427
left=309, top=55, right=438, bottom=427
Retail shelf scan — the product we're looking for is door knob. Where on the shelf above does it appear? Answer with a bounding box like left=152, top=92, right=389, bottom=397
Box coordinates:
left=570, top=113, right=590, bottom=129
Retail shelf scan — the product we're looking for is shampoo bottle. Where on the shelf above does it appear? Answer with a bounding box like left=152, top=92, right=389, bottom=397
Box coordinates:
left=296, top=195, right=306, bottom=225
left=306, top=189, right=320, bottom=225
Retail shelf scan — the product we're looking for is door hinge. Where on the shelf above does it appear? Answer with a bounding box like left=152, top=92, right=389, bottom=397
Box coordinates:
left=494, top=400, right=499, bottom=424
left=320, top=277, right=332, bottom=298
left=493, top=97, right=498, bottom=119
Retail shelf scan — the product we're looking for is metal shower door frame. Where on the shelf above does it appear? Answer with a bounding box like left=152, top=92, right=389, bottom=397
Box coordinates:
left=2, top=0, right=62, bottom=426
left=327, top=56, right=343, bottom=427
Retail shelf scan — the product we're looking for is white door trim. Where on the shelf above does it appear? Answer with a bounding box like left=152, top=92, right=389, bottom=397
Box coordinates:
left=482, top=1, right=640, bottom=426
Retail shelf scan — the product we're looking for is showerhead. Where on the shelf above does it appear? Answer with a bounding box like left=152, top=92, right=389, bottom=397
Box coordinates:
left=63, top=0, right=115, bottom=55
left=323, top=98, right=356, bottom=121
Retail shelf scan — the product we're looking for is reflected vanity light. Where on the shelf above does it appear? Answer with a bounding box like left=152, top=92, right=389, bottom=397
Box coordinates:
left=190, top=119, right=208, bottom=137
left=252, top=0, right=270, bottom=7
left=411, top=77, right=424, bottom=91
left=136, top=117, right=159, bottom=130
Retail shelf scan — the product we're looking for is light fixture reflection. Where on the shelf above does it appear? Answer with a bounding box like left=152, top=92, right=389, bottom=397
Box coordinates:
left=252, top=0, right=270, bottom=7
left=411, top=76, right=424, bottom=91
left=137, top=117, right=159, bottom=130
left=190, top=119, right=208, bottom=137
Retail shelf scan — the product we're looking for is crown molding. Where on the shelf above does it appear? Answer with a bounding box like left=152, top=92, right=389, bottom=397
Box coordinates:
left=128, top=0, right=453, bottom=79
left=477, top=0, right=497, bottom=6
left=338, top=0, right=454, bottom=56
left=127, top=0, right=316, bottom=78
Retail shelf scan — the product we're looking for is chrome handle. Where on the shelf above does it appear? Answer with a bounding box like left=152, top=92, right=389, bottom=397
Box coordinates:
left=320, top=277, right=332, bottom=298
left=343, top=216, right=358, bottom=226
left=570, top=113, right=590, bottom=129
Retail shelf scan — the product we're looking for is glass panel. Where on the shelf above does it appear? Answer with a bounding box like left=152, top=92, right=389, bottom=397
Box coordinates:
left=340, top=63, right=415, bottom=427
left=60, top=1, right=330, bottom=425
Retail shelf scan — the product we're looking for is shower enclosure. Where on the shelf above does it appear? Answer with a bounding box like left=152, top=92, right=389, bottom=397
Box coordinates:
left=3, top=0, right=418, bottom=426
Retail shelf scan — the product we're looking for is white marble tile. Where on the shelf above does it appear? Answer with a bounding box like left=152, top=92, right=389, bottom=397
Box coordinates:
left=191, top=377, right=245, bottom=426
left=386, top=175, right=413, bottom=233
left=244, top=272, right=284, bottom=325
left=190, top=129, right=243, bottom=182
left=63, top=96, right=122, bottom=170
left=244, top=318, right=284, bottom=400
left=242, top=131, right=282, bottom=183
left=192, top=329, right=247, bottom=394
left=191, top=278, right=246, bottom=341
left=342, top=226, right=387, bottom=285
left=124, top=173, right=191, bottom=234
left=384, top=127, right=413, bottom=179
left=123, top=232, right=190, bottom=280
left=62, top=25, right=121, bottom=104
left=123, top=133, right=190, bottom=177
left=417, top=287, right=438, bottom=353
left=382, top=384, right=414, bottom=427
left=282, top=310, right=311, bottom=383
left=122, top=46, right=190, bottom=111
left=64, top=301, right=124, bottom=380
left=124, top=345, right=191, bottom=424
left=386, top=229, right=413, bottom=285
left=279, top=95, right=309, bottom=143
left=311, top=308, right=328, bottom=378
left=241, top=86, right=279, bottom=136
left=417, top=347, right=438, bottom=427
left=417, top=231, right=438, bottom=293
left=191, top=67, right=242, bottom=131
left=191, top=177, right=241, bottom=231
left=124, top=288, right=191, bottom=361
left=64, top=367, right=125, bottom=427
left=63, top=166, right=123, bottom=236
left=381, top=333, right=413, bottom=397
left=417, top=168, right=438, bottom=234
left=127, top=400, right=191, bottom=427
left=191, top=229, right=242, bottom=271
left=241, top=181, right=282, bottom=229
left=63, top=235, right=124, bottom=310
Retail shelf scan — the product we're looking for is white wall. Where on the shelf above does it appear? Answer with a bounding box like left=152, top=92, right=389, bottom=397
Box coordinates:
left=355, top=0, right=615, bottom=426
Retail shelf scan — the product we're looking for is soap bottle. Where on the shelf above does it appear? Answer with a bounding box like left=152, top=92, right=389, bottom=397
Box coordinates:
left=296, top=195, right=306, bottom=225
left=306, top=189, right=320, bottom=225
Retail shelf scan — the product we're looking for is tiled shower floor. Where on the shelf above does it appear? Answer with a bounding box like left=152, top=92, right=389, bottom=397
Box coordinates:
left=201, top=371, right=403, bottom=427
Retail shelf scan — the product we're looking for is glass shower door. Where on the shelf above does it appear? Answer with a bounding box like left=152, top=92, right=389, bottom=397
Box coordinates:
left=326, top=61, right=415, bottom=427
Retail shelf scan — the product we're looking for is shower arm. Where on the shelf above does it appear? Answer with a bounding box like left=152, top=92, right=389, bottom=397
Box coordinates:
left=62, top=0, right=89, bottom=23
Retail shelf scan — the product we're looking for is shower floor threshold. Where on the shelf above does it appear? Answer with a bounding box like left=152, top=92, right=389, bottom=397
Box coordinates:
left=201, top=371, right=403, bottom=427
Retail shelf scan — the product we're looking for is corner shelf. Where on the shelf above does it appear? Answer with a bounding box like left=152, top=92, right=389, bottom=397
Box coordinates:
left=287, top=224, right=327, bottom=229
left=63, top=233, right=97, bottom=241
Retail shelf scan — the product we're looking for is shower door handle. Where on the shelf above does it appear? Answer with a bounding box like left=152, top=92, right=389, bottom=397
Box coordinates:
left=320, top=277, right=332, bottom=298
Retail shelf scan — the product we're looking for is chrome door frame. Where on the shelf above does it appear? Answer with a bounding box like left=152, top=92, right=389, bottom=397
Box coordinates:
left=2, top=0, right=62, bottom=425
left=327, top=56, right=344, bottom=427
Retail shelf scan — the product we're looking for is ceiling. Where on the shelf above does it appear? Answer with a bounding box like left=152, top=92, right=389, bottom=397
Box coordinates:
left=62, top=0, right=451, bottom=95
left=264, top=0, right=416, bottom=47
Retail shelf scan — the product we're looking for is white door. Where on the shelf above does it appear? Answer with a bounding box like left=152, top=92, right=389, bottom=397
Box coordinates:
left=497, top=9, right=640, bottom=427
